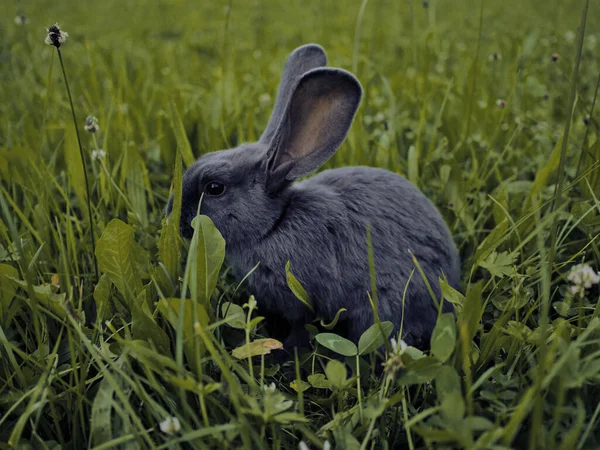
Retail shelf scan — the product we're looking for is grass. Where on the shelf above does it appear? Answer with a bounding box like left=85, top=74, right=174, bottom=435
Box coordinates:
left=1, top=0, right=600, bottom=448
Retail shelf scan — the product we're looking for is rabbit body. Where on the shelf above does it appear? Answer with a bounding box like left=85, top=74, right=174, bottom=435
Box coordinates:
left=229, top=165, right=459, bottom=348
left=172, top=44, right=460, bottom=352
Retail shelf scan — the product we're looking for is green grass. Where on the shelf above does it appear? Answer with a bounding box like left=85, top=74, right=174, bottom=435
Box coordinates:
left=1, top=0, right=600, bottom=448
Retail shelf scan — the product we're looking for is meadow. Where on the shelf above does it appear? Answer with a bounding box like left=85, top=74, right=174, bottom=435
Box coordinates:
left=1, top=0, right=600, bottom=448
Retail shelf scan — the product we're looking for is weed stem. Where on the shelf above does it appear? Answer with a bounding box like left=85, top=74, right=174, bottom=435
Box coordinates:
left=56, top=48, right=99, bottom=284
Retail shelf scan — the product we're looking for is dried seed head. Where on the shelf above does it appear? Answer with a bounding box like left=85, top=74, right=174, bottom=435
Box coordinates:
left=91, top=149, right=106, bottom=161
left=583, top=115, right=590, bottom=126
left=45, top=23, right=68, bottom=48
left=496, top=99, right=506, bottom=108
left=551, top=52, right=559, bottom=62
left=422, top=0, right=429, bottom=8
left=84, top=116, right=100, bottom=133
left=489, top=52, right=502, bottom=61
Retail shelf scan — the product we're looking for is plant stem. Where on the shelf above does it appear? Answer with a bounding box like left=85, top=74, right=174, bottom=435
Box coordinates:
left=352, top=0, right=370, bottom=75
left=547, top=0, right=589, bottom=274
left=576, top=70, right=600, bottom=178
left=56, top=48, right=99, bottom=284
left=533, top=0, right=589, bottom=447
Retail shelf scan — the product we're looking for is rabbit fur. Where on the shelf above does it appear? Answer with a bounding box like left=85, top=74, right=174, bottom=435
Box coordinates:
left=168, top=44, right=460, bottom=353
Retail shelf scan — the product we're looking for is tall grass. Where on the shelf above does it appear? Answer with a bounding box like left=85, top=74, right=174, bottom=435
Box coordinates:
left=1, top=0, right=600, bottom=448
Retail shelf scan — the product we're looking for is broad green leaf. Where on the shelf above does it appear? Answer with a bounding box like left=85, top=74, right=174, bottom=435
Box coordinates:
left=436, top=365, right=464, bottom=420
left=325, top=359, right=347, bottom=389
left=336, top=429, right=361, bottom=450
left=93, top=274, right=112, bottom=323
left=91, top=352, right=130, bottom=447
left=315, top=332, right=358, bottom=357
left=458, top=281, right=484, bottom=343
left=247, top=316, right=264, bottom=330
left=440, top=278, right=465, bottom=312
left=169, top=100, right=196, bottom=167
left=431, top=313, right=456, bottom=363
left=131, top=293, right=171, bottom=356
left=290, top=379, right=310, bottom=393
left=231, top=338, right=283, bottom=359
left=124, top=146, right=149, bottom=227
left=480, top=251, right=517, bottom=278
left=464, top=416, right=494, bottom=431
left=358, top=321, right=394, bottom=355
left=189, top=215, right=225, bottom=312
left=285, top=261, right=314, bottom=312
left=7, top=277, right=67, bottom=321
left=158, top=297, right=210, bottom=367
left=397, top=356, right=442, bottom=386
left=307, top=373, right=332, bottom=389
left=220, top=302, right=246, bottom=329
left=95, top=219, right=142, bottom=303
left=364, top=397, right=386, bottom=420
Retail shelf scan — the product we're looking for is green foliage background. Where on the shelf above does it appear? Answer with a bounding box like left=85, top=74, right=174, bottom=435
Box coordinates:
left=1, top=0, right=600, bottom=448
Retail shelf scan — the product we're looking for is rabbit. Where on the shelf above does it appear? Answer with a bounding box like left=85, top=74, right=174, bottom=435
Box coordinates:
left=167, top=43, right=460, bottom=355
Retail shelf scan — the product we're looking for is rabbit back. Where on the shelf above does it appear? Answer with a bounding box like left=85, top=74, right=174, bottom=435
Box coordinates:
left=227, top=165, right=459, bottom=346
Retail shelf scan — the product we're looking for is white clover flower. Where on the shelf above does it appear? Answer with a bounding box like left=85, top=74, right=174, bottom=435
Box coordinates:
left=567, top=264, right=600, bottom=297
left=569, top=285, right=580, bottom=295
left=45, top=23, right=68, bottom=48
left=159, top=416, right=181, bottom=435
left=299, top=441, right=310, bottom=450
left=323, top=441, right=331, bottom=450
left=91, top=149, right=106, bottom=161
left=390, top=338, right=407, bottom=353
left=568, top=264, right=600, bottom=288
left=84, top=116, right=100, bottom=133
left=374, top=112, right=385, bottom=122
left=263, top=382, right=276, bottom=394
left=383, top=338, right=408, bottom=375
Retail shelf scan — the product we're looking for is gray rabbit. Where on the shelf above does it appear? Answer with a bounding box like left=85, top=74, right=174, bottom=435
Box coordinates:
left=168, top=44, right=460, bottom=353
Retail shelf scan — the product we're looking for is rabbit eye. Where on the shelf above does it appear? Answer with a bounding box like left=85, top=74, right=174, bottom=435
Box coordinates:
left=204, top=181, right=226, bottom=196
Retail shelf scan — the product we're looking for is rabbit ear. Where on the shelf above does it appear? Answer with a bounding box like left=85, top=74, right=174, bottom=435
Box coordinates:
left=264, top=68, right=362, bottom=194
left=259, top=44, right=328, bottom=145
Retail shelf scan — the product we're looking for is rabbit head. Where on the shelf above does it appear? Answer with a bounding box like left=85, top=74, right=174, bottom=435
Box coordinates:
left=168, top=44, right=362, bottom=245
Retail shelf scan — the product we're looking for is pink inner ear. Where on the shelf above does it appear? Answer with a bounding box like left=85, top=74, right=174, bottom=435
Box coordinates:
left=288, top=91, right=346, bottom=160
